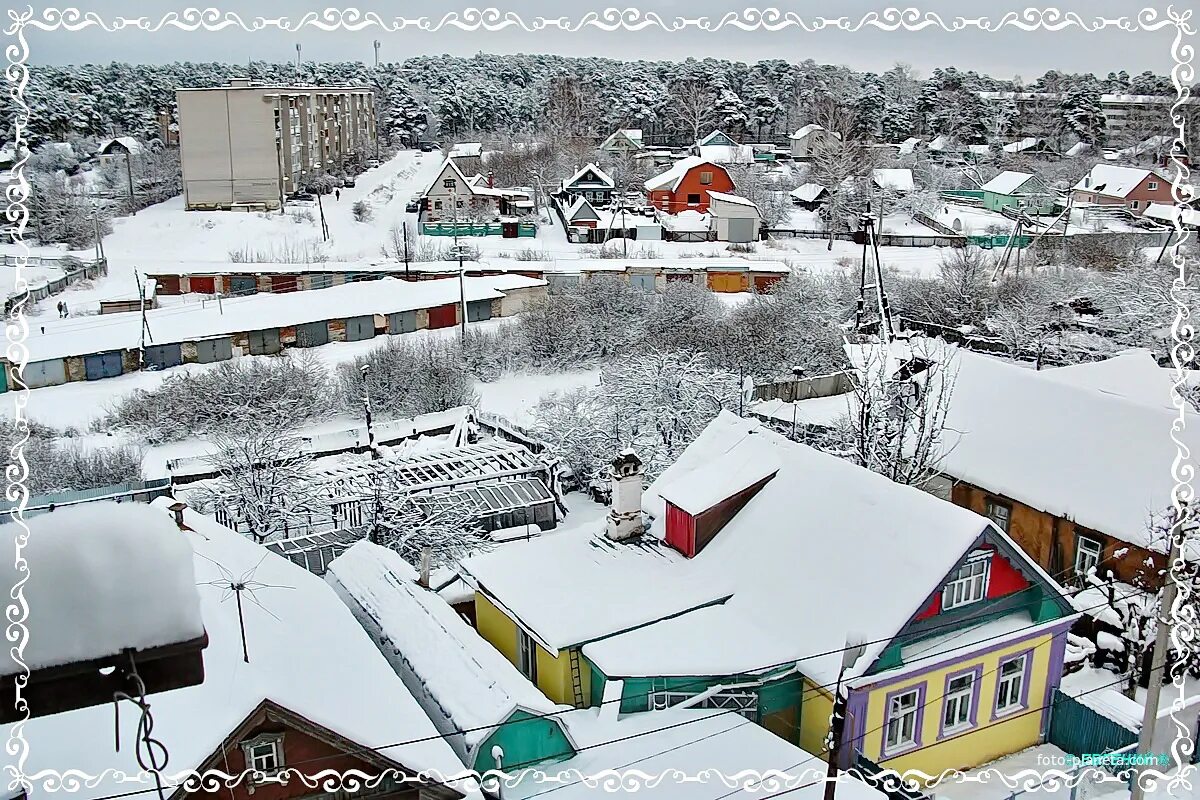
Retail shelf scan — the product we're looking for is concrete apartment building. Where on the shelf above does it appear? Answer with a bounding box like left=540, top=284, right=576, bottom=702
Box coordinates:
left=177, top=79, right=376, bottom=210
left=977, top=91, right=1199, bottom=142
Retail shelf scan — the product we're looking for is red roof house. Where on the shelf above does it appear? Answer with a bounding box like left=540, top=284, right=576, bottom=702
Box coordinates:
left=644, top=157, right=734, bottom=214
left=1071, top=165, right=1173, bottom=216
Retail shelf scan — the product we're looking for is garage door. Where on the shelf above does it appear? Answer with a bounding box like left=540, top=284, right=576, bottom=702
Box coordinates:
left=0, top=366, right=6, bottom=393
left=707, top=272, right=745, bottom=293
left=271, top=275, right=298, bottom=293
left=156, top=276, right=181, bottom=295
left=248, top=329, right=281, bottom=355
left=466, top=300, right=492, bottom=322
left=345, top=315, right=375, bottom=342
left=230, top=276, right=257, bottom=297
left=189, top=275, right=216, bottom=294
left=753, top=275, right=782, bottom=293
left=629, top=273, right=656, bottom=292
left=84, top=351, right=124, bottom=381
left=547, top=274, right=580, bottom=291
left=309, top=274, right=333, bottom=290
left=22, top=359, right=66, bottom=388
left=144, top=343, right=183, bottom=371
left=295, top=321, right=330, bottom=348
left=195, top=337, right=233, bottom=364
left=726, top=218, right=757, bottom=243
left=427, top=303, right=457, bottom=330
left=388, top=310, right=417, bottom=334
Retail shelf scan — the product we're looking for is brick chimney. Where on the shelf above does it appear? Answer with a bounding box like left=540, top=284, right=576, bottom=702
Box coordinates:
left=167, top=501, right=191, bottom=531
left=487, top=171, right=495, bottom=189
left=605, top=450, right=644, bottom=541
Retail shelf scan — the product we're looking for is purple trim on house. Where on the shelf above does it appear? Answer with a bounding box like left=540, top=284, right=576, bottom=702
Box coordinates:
left=856, top=616, right=1077, bottom=693
left=938, top=664, right=984, bottom=740
left=880, top=682, right=926, bottom=762
left=991, top=646, right=1036, bottom=722
left=1039, top=629, right=1070, bottom=738
left=841, top=689, right=870, bottom=770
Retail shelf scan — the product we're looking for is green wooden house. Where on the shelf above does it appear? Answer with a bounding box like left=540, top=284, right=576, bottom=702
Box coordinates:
left=980, top=171, right=1056, bottom=214
left=327, top=540, right=578, bottom=774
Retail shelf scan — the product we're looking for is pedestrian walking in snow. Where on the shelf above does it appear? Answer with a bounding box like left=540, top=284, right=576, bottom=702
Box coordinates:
left=61, top=302, right=68, bottom=317
left=56, top=301, right=63, bottom=318
left=335, top=189, right=341, bottom=201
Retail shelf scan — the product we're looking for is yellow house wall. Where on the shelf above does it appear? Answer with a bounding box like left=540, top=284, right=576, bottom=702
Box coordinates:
left=799, top=679, right=834, bottom=758
left=860, top=631, right=1054, bottom=777
left=474, top=593, right=591, bottom=707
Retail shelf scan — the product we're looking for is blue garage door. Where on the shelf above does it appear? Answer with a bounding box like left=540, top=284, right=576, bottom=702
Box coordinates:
left=388, top=310, right=417, bottom=334
left=345, top=315, right=375, bottom=342
left=144, top=343, right=183, bottom=371
left=466, top=300, right=492, bottom=322
left=195, top=337, right=233, bottom=364
left=230, top=276, right=258, bottom=297
left=84, top=351, right=124, bottom=381
left=248, top=329, right=281, bottom=355
left=629, top=273, right=656, bottom=292
left=296, top=322, right=330, bottom=348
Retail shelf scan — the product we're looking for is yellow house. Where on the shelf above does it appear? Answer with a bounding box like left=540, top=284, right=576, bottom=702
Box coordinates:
left=463, top=412, right=1079, bottom=778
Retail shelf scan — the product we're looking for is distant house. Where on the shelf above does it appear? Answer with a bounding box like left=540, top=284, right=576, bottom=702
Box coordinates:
left=1003, top=137, right=1057, bottom=157
left=562, top=196, right=602, bottom=229
left=422, top=158, right=528, bottom=222
left=707, top=190, right=763, bottom=243
left=598, top=128, right=644, bottom=152
left=871, top=168, right=915, bottom=194
left=644, top=157, right=734, bottom=214
left=462, top=411, right=1079, bottom=776
left=448, top=142, right=483, bottom=173
left=19, top=499, right=471, bottom=800
left=1143, top=202, right=1200, bottom=229
left=789, top=182, right=829, bottom=210
left=1071, top=164, right=1172, bottom=215
left=559, top=162, right=615, bottom=206
left=896, top=137, right=922, bottom=156
left=979, top=171, right=1055, bottom=214
left=788, top=124, right=840, bottom=159
left=1065, top=142, right=1093, bottom=158
left=96, top=136, right=144, bottom=167
left=694, top=130, right=754, bottom=164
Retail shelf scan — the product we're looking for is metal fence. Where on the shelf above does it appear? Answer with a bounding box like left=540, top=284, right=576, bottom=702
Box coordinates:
left=766, top=228, right=965, bottom=248
left=1047, top=688, right=1139, bottom=759
left=3, top=256, right=108, bottom=314
left=0, top=478, right=173, bottom=523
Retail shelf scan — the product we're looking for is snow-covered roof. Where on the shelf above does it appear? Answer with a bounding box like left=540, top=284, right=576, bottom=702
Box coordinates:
left=980, top=170, right=1039, bottom=195
left=1073, top=164, right=1156, bottom=198
left=327, top=540, right=566, bottom=754
left=564, top=195, right=600, bottom=222
left=657, top=450, right=779, bottom=515
left=144, top=258, right=429, bottom=276
left=1003, top=137, right=1048, bottom=154
left=581, top=411, right=994, bottom=685
left=25, top=274, right=545, bottom=363
left=928, top=134, right=952, bottom=152
left=462, top=531, right=731, bottom=653
left=562, top=162, right=615, bottom=190
left=17, top=500, right=474, bottom=798
left=449, top=142, right=483, bottom=158
left=599, top=129, right=644, bottom=149
left=0, top=503, right=202, bottom=674
left=1143, top=202, right=1200, bottom=227
left=790, top=183, right=828, bottom=202
left=1040, top=350, right=1177, bottom=411
left=645, top=156, right=717, bottom=192
left=897, top=137, right=921, bottom=155
left=790, top=123, right=834, bottom=140
left=706, top=190, right=762, bottom=217
left=97, top=136, right=143, bottom=156
left=1065, top=142, right=1093, bottom=157
left=526, top=707, right=886, bottom=800
left=697, top=144, right=755, bottom=164
left=886, top=343, right=1193, bottom=550
left=871, top=168, right=915, bottom=192
left=657, top=208, right=711, bottom=232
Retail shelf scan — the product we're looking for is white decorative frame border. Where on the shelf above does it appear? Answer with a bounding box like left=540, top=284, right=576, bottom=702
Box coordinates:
left=2, top=5, right=1196, bottom=797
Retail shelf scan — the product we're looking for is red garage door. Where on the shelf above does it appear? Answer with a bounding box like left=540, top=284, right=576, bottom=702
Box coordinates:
left=427, top=303, right=458, bottom=330
left=156, top=276, right=181, bottom=295
left=271, top=275, right=298, bottom=293
left=754, top=274, right=782, bottom=293
left=189, top=276, right=216, bottom=294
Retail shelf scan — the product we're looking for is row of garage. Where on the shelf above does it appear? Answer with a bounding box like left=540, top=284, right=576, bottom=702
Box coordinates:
left=7, top=298, right=502, bottom=391
left=543, top=267, right=787, bottom=294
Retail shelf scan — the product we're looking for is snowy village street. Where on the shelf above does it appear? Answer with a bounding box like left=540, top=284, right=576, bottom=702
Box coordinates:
left=3, top=11, right=1200, bottom=800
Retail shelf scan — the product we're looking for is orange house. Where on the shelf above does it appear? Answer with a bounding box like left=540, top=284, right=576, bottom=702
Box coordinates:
left=644, top=157, right=734, bottom=214
left=1070, top=165, right=1173, bottom=216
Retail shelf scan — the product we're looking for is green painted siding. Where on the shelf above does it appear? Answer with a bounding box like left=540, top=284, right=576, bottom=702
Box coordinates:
left=589, top=661, right=606, bottom=707
left=474, top=710, right=576, bottom=772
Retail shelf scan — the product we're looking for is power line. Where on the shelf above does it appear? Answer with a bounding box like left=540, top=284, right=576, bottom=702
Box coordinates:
left=71, top=574, right=1136, bottom=800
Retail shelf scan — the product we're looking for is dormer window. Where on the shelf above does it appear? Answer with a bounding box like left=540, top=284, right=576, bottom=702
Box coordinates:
left=241, top=733, right=284, bottom=777
left=942, top=550, right=991, bottom=610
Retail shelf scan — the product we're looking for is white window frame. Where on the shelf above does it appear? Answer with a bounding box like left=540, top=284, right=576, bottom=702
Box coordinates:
left=517, top=627, right=538, bottom=683
left=995, top=655, right=1027, bottom=715
left=942, top=551, right=991, bottom=610
left=942, top=673, right=975, bottom=733
left=1131, top=200, right=1141, bottom=210
left=1148, top=181, right=1159, bottom=190
left=884, top=689, right=920, bottom=753
left=241, top=733, right=284, bottom=778
left=985, top=499, right=1011, bottom=533
left=1075, top=535, right=1103, bottom=577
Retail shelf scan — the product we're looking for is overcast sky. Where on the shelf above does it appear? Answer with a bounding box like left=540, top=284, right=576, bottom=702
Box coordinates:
left=21, top=0, right=1178, bottom=79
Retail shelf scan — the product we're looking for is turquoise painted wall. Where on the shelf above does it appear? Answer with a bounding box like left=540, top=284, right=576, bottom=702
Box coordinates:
left=474, top=710, right=576, bottom=772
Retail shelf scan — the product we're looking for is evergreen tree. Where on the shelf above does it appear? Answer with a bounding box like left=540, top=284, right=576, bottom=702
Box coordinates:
left=852, top=74, right=886, bottom=140
left=1063, top=86, right=1107, bottom=145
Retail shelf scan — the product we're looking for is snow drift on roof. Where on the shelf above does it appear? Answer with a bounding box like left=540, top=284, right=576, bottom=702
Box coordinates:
left=327, top=540, right=564, bottom=749
left=790, top=124, right=831, bottom=139
left=17, top=500, right=473, bottom=798
left=1073, top=164, right=1154, bottom=198
left=0, top=503, right=202, bottom=674
left=1143, top=202, right=1200, bottom=227
left=789, top=183, right=827, bottom=202
left=656, top=448, right=778, bottom=514
left=697, top=144, right=754, bottom=164
left=706, top=190, right=761, bottom=215
left=645, top=156, right=714, bottom=192
left=871, top=168, right=914, bottom=192
left=1040, top=349, right=1177, bottom=410
left=1065, top=142, right=1093, bottom=157
left=563, top=162, right=615, bottom=190
left=979, top=170, right=1038, bottom=195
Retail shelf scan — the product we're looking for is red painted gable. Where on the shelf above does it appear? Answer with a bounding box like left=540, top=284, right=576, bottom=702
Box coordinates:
left=914, top=545, right=1031, bottom=621
left=665, top=501, right=696, bottom=557
left=647, top=163, right=734, bottom=214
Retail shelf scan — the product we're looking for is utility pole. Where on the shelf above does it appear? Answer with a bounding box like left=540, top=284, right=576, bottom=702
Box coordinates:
left=373, top=39, right=380, bottom=68
left=402, top=220, right=410, bottom=277
left=823, top=637, right=866, bottom=800
left=136, top=272, right=152, bottom=371
left=124, top=150, right=135, bottom=214
left=91, top=205, right=102, bottom=262
left=360, top=363, right=379, bottom=460
left=315, top=191, right=329, bottom=240
left=450, top=189, right=467, bottom=340
left=1130, top=511, right=1187, bottom=799
left=295, top=43, right=302, bottom=81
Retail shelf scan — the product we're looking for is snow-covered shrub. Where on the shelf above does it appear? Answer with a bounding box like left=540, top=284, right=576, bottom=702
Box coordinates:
left=351, top=200, right=372, bottom=222
left=513, top=247, right=550, bottom=262
left=516, top=274, right=655, bottom=368
left=0, top=420, right=143, bottom=494
left=103, top=353, right=336, bottom=444
left=460, top=325, right=520, bottom=381
left=726, top=242, right=756, bottom=254
left=227, top=237, right=329, bottom=264
left=643, top=281, right=725, bottom=354
left=339, top=337, right=479, bottom=420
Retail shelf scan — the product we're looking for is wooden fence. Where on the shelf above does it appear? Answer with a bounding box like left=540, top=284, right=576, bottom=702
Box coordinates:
left=752, top=371, right=852, bottom=403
